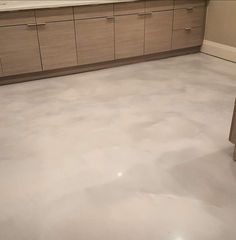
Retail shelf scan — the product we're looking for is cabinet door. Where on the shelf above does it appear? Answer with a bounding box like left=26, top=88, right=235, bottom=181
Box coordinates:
left=75, top=17, right=115, bottom=65
left=0, top=25, right=42, bottom=76
left=37, top=21, right=77, bottom=70
left=145, top=11, right=173, bottom=55
left=172, top=27, right=204, bottom=49
left=115, top=14, right=145, bottom=59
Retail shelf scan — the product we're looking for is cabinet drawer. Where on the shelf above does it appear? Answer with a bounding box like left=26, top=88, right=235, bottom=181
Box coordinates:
left=114, top=1, right=145, bottom=15
left=0, top=10, right=35, bottom=26
left=35, top=7, right=74, bottom=23
left=172, top=27, right=204, bottom=49
left=74, top=4, right=113, bottom=19
left=146, top=0, right=174, bottom=12
left=174, top=0, right=206, bottom=9
left=174, top=6, right=206, bottom=29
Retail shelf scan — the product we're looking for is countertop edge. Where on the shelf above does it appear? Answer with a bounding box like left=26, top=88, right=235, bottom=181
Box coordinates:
left=0, top=0, right=138, bottom=12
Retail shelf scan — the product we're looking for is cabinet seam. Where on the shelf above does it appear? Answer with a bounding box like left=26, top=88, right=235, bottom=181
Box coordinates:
left=113, top=4, right=116, bottom=60
left=171, top=6, right=175, bottom=49
left=143, top=1, right=146, bottom=55
left=34, top=10, right=44, bottom=71
left=73, top=8, right=79, bottom=65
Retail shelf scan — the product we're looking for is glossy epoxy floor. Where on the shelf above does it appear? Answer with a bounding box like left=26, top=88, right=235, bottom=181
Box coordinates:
left=0, top=53, right=236, bottom=240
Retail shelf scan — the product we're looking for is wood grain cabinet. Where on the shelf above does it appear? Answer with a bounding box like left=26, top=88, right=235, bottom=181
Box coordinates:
left=75, top=18, right=115, bottom=65
left=74, top=4, right=113, bottom=19
left=172, top=1, right=206, bottom=50
left=37, top=21, right=77, bottom=70
left=114, top=1, right=145, bottom=59
left=0, top=25, right=42, bottom=76
left=36, top=8, right=77, bottom=70
left=145, top=11, right=173, bottom=54
left=115, top=14, right=145, bottom=59
left=172, top=27, right=204, bottom=49
left=74, top=5, right=115, bottom=65
left=174, top=0, right=206, bottom=9
left=0, top=2, right=207, bottom=81
left=173, top=6, right=206, bottom=30
left=114, top=1, right=145, bottom=15
left=146, top=0, right=174, bottom=12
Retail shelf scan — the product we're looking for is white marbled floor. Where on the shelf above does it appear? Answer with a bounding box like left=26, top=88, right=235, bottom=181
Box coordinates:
left=0, top=53, right=236, bottom=240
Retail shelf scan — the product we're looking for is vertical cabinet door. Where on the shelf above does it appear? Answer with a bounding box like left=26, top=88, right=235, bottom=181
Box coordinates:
left=37, top=21, right=77, bottom=71
left=0, top=25, right=42, bottom=76
left=75, top=17, right=115, bottom=65
left=145, top=11, right=173, bottom=55
left=115, top=14, right=145, bottom=59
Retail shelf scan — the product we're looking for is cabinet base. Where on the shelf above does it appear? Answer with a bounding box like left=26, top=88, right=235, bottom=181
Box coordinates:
left=0, top=46, right=201, bottom=86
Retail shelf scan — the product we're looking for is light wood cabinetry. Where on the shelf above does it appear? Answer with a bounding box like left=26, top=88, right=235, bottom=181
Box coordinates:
left=35, top=7, right=74, bottom=22
left=174, top=0, right=206, bottom=9
left=173, top=6, right=206, bottom=30
left=145, top=11, right=173, bottom=54
left=0, top=25, right=42, bottom=76
left=0, top=1, right=207, bottom=81
left=75, top=17, right=115, bottom=65
left=114, top=1, right=145, bottom=15
left=74, top=4, right=113, bottom=19
left=35, top=8, right=77, bottom=70
left=0, top=10, right=35, bottom=27
left=172, top=0, right=206, bottom=49
left=115, top=14, right=145, bottom=59
left=37, top=21, right=77, bottom=70
left=172, top=27, right=204, bottom=49
left=146, top=0, right=174, bottom=12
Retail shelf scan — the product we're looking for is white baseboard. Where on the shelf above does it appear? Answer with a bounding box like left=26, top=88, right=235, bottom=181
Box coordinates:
left=201, top=40, right=236, bottom=62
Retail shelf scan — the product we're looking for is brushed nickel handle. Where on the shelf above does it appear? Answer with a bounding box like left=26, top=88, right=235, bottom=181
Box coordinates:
left=186, top=7, right=194, bottom=11
left=27, top=23, right=37, bottom=27
left=185, top=27, right=192, bottom=31
left=138, top=12, right=152, bottom=16
left=27, top=23, right=46, bottom=27
left=106, top=16, right=114, bottom=20
left=37, top=23, right=46, bottom=26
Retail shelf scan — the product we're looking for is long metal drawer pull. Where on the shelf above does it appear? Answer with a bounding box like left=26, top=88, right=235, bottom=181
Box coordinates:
left=106, top=16, right=114, bottom=20
left=185, top=27, right=192, bottom=31
left=27, top=23, right=37, bottom=27
left=138, top=12, right=152, bottom=16
left=186, top=7, right=194, bottom=11
left=37, top=23, right=46, bottom=26
left=27, top=23, right=46, bottom=27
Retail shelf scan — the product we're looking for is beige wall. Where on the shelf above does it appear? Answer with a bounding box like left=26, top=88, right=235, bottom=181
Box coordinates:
left=205, top=0, right=236, bottom=48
